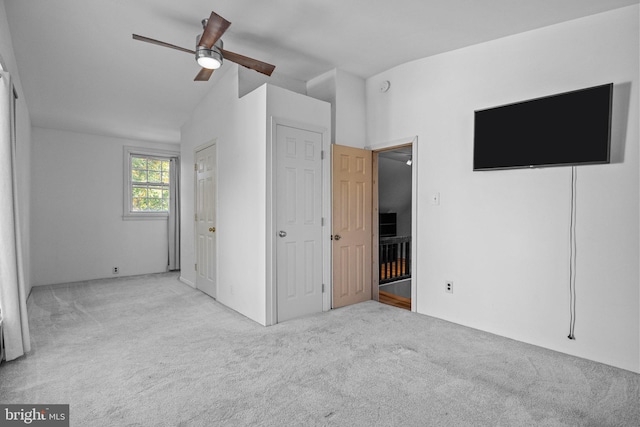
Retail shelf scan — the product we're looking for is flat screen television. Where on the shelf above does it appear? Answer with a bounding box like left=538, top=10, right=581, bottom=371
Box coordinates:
left=473, top=83, right=613, bottom=171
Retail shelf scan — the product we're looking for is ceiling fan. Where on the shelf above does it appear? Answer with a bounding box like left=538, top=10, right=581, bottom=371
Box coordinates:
left=133, top=11, right=275, bottom=81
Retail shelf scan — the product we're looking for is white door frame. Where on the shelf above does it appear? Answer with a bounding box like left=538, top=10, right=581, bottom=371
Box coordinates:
left=194, top=140, right=218, bottom=298
left=267, top=117, right=331, bottom=325
left=367, top=136, right=419, bottom=311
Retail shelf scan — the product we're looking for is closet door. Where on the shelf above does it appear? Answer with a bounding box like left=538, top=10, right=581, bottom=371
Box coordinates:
left=275, top=125, right=324, bottom=322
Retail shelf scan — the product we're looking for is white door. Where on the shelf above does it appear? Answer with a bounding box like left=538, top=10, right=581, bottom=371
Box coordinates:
left=195, top=143, right=217, bottom=298
left=276, top=125, right=324, bottom=322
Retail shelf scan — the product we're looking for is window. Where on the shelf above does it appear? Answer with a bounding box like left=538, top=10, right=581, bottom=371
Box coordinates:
left=124, top=147, right=179, bottom=219
left=131, top=156, right=170, bottom=212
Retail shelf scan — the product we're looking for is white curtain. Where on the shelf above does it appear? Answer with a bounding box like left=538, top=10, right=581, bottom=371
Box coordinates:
left=168, top=157, right=180, bottom=270
left=0, top=70, right=30, bottom=361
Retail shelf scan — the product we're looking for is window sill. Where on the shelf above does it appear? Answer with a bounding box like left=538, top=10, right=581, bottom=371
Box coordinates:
left=123, top=213, right=169, bottom=221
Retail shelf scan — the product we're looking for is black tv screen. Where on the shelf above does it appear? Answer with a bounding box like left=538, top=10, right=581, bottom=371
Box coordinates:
left=473, top=83, right=613, bottom=171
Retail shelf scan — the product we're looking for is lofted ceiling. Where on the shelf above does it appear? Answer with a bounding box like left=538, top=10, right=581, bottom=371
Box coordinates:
left=4, top=0, right=638, bottom=144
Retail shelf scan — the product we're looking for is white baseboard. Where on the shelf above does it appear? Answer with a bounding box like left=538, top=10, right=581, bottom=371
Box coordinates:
left=179, top=276, right=196, bottom=288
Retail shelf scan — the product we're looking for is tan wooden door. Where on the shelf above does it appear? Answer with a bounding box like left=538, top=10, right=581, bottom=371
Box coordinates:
left=332, top=144, right=373, bottom=308
left=195, top=143, right=217, bottom=298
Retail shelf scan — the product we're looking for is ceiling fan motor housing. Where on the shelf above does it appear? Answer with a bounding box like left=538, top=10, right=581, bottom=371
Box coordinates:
left=195, top=35, right=223, bottom=69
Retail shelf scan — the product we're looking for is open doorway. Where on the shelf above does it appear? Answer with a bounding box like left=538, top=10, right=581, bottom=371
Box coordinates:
left=375, top=145, right=412, bottom=310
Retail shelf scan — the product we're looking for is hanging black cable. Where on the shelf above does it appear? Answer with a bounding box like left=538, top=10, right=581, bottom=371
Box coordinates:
left=568, top=166, right=577, bottom=340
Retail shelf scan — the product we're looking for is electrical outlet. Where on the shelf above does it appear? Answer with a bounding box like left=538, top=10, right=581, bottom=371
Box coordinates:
left=113, top=267, right=119, bottom=274
left=445, top=281, right=453, bottom=293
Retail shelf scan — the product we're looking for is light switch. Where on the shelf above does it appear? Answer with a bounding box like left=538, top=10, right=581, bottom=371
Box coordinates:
left=431, top=192, right=440, bottom=205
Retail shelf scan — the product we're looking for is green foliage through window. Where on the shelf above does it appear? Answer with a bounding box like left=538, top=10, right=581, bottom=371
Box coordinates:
left=131, top=156, right=170, bottom=212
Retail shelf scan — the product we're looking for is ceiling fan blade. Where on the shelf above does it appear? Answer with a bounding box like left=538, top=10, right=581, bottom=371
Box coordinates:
left=199, top=11, right=231, bottom=48
left=133, top=34, right=195, bottom=55
left=194, top=68, right=214, bottom=81
left=221, top=49, right=275, bottom=76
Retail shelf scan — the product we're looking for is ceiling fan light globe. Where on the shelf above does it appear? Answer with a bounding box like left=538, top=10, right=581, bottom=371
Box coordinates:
left=197, top=56, right=221, bottom=69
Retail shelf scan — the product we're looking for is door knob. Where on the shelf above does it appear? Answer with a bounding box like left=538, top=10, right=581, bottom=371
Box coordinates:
left=209, top=227, right=216, bottom=232
left=334, top=234, right=341, bottom=241
left=278, top=230, right=287, bottom=238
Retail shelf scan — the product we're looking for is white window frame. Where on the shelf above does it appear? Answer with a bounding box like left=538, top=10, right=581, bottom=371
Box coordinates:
left=123, top=146, right=179, bottom=220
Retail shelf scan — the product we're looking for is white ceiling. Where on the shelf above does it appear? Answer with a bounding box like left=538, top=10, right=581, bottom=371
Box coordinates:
left=4, top=0, right=638, bottom=144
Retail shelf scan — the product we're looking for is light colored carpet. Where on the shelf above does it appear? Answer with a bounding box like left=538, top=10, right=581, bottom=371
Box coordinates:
left=1, top=273, right=638, bottom=426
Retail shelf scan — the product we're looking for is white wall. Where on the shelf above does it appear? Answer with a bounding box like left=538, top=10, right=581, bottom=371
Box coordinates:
left=180, top=65, right=330, bottom=325
left=31, top=127, right=179, bottom=286
left=0, top=0, right=32, bottom=294
left=179, top=66, right=238, bottom=295
left=366, top=6, right=639, bottom=372
left=181, top=65, right=269, bottom=324
left=307, top=70, right=336, bottom=143
left=307, top=69, right=366, bottom=148
left=335, top=70, right=366, bottom=148
left=238, top=67, right=307, bottom=98
left=221, top=80, right=268, bottom=323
